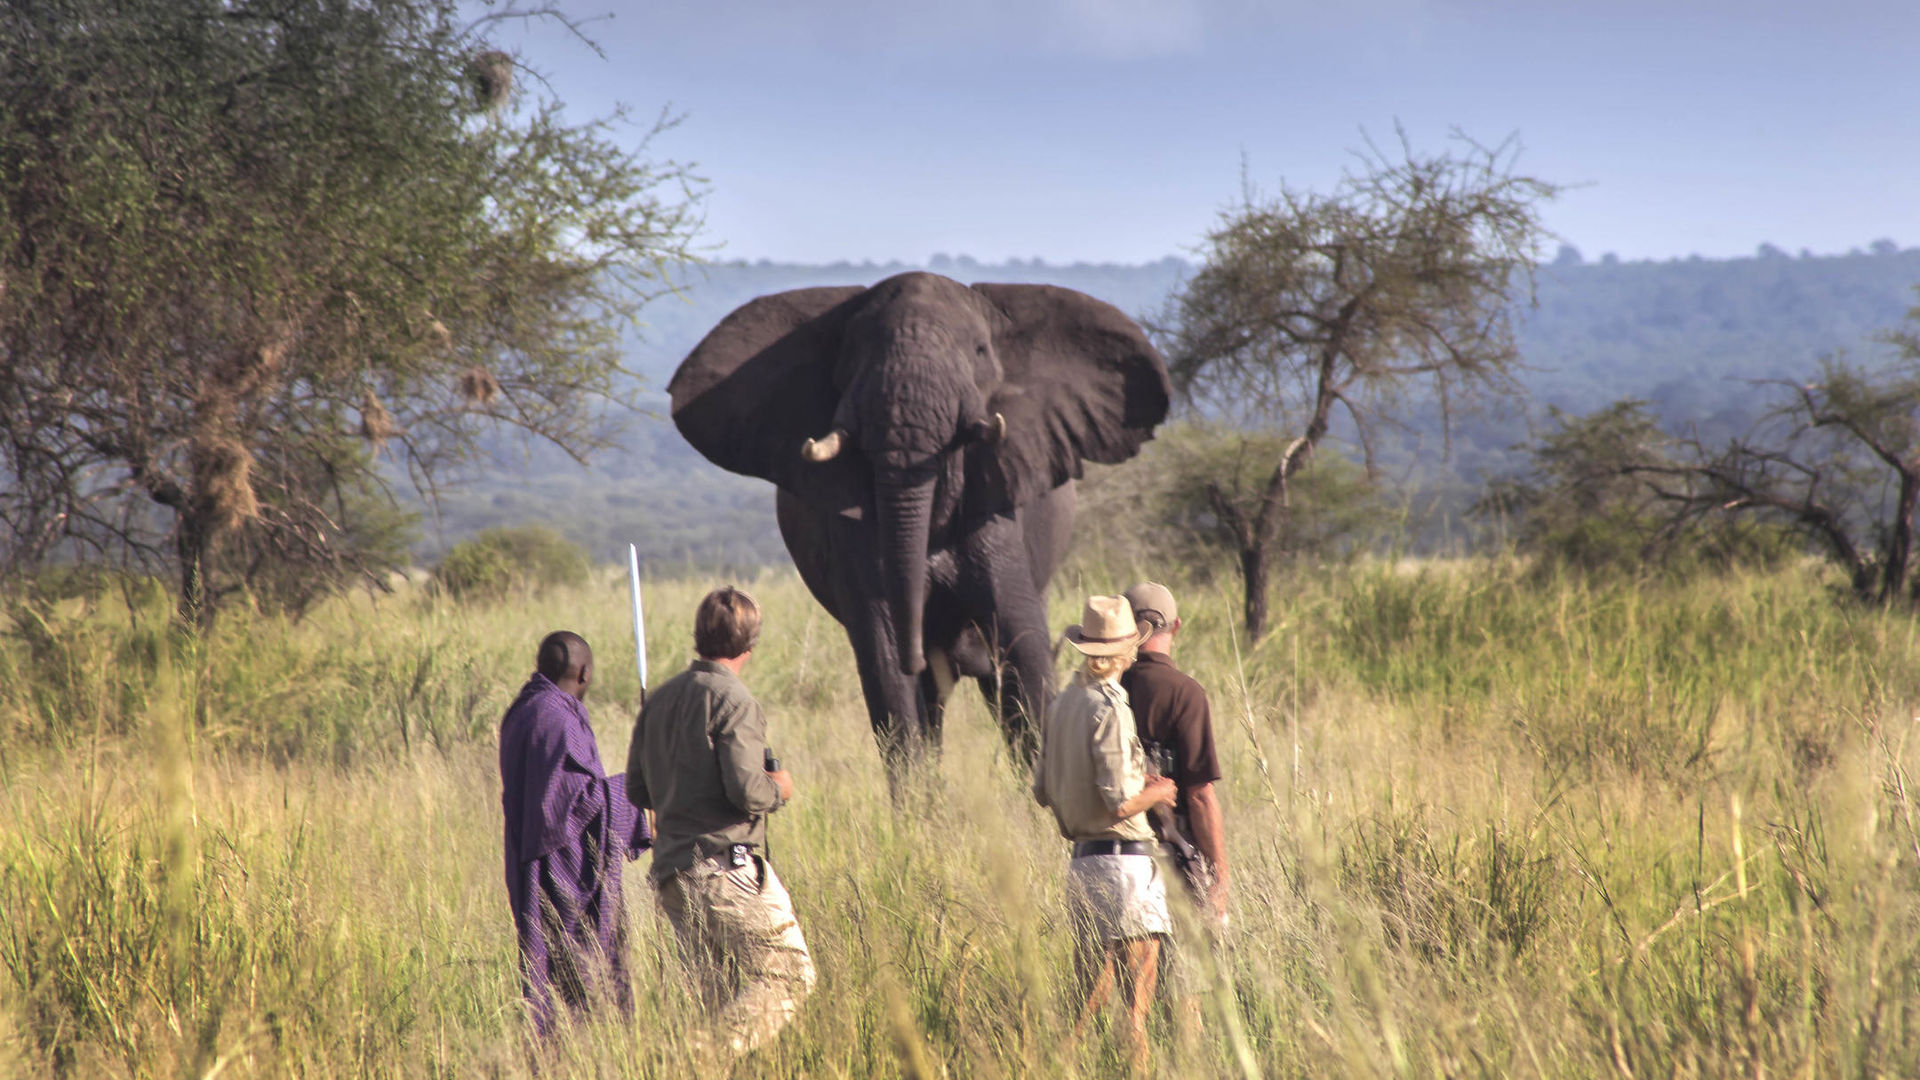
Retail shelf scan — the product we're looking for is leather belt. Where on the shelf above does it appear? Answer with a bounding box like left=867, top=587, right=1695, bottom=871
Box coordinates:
left=1072, top=839, right=1156, bottom=858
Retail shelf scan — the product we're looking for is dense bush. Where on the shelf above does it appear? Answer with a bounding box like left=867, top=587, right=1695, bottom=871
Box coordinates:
left=433, top=526, right=590, bottom=601
left=1477, top=401, right=1803, bottom=578
left=1531, top=508, right=1801, bottom=578
left=1073, top=421, right=1393, bottom=580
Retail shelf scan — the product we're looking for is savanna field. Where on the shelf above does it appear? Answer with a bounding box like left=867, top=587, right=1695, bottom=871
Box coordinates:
left=4, top=559, right=1920, bottom=1078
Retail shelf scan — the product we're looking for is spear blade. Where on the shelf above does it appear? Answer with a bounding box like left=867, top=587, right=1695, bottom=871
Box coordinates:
left=627, top=543, right=648, bottom=695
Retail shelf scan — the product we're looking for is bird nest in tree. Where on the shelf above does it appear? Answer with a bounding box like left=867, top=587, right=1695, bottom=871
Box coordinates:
left=467, top=50, right=514, bottom=111
left=360, top=389, right=402, bottom=447
left=459, top=365, right=501, bottom=408
left=190, top=436, right=259, bottom=537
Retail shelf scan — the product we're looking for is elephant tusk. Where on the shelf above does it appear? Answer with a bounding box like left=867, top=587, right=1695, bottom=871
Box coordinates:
left=968, top=412, right=1007, bottom=445
left=801, top=429, right=845, bottom=462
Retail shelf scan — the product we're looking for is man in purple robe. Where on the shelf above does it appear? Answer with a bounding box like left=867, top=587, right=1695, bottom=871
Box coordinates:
left=499, top=630, right=651, bottom=1037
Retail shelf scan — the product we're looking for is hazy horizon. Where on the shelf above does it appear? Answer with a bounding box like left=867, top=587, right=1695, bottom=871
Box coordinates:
left=687, top=243, right=1910, bottom=271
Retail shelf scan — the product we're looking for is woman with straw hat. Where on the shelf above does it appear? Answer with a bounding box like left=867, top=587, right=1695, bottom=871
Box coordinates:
left=1032, top=593, right=1178, bottom=1073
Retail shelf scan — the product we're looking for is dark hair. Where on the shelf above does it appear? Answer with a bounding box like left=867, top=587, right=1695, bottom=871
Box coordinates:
left=694, top=586, right=761, bottom=659
left=537, top=630, right=591, bottom=683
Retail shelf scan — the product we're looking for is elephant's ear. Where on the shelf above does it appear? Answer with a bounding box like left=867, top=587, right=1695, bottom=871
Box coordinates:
left=668, top=286, right=869, bottom=512
left=967, top=283, right=1172, bottom=512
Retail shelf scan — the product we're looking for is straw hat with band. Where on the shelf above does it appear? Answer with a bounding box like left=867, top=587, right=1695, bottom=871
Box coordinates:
left=1064, top=594, right=1147, bottom=656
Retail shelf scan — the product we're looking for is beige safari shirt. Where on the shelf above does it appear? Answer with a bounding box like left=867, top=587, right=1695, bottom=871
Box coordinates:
left=1032, top=673, right=1154, bottom=843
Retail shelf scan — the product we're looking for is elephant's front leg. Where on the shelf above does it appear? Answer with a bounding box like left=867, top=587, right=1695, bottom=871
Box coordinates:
left=958, top=518, right=1056, bottom=764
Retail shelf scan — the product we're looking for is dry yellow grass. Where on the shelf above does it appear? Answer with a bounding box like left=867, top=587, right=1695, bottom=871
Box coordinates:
left=4, top=561, right=1920, bottom=1076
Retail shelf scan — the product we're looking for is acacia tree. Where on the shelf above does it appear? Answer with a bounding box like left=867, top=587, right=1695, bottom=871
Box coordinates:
left=1628, top=334, right=1920, bottom=603
left=1475, top=400, right=1796, bottom=574
left=1482, top=299, right=1920, bottom=602
left=0, top=0, right=699, bottom=621
left=1162, top=132, right=1557, bottom=638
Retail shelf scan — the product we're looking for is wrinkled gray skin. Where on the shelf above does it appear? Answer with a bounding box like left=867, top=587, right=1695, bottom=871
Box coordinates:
left=669, top=272, right=1170, bottom=773
left=770, top=474, right=1072, bottom=768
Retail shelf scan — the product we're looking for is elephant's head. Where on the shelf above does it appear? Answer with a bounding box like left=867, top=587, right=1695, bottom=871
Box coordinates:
left=668, top=272, right=1170, bottom=673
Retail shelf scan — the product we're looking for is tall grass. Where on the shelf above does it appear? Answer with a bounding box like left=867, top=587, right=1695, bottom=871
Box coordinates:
left=3, top=559, right=1920, bottom=1076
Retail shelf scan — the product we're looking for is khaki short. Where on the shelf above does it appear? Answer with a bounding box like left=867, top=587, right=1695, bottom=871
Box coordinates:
left=1066, top=852, right=1173, bottom=950
left=656, top=855, right=816, bottom=1056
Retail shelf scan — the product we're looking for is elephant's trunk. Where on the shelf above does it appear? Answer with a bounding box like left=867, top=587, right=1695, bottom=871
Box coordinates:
left=877, top=470, right=935, bottom=676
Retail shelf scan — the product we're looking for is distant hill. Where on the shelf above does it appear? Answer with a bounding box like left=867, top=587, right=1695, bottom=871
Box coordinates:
left=423, top=246, right=1920, bottom=568
left=1525, top=244, right=1920, bottom=410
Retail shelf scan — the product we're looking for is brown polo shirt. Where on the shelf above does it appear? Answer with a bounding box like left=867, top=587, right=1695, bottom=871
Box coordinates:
left=1119, top=650, right=1220, bottom=820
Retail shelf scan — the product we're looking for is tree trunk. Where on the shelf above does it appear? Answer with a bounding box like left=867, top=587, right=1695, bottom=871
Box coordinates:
left=1226, top=447, right=1313, bottom=643
left=1885, top=469, right=1919, bottom=605
left=1239, top=538, right=1271, bottom=641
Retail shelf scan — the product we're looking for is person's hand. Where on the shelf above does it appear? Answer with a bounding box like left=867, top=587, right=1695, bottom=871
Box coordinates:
left=1143, top=775, right=1177, bottom=808
left=769, top=769, right=795, bottom=802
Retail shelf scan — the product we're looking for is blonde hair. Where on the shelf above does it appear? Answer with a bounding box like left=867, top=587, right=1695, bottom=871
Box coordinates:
left=1081, top=650, right=1136, bottom=684
left=694, top=585, right=761, bottom=659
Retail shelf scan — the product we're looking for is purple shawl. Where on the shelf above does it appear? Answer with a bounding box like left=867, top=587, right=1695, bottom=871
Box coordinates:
left=499, top=672, right=650, bottom=1036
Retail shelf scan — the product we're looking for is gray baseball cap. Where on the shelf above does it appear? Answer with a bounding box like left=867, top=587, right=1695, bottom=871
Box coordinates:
left=1122, top=581, right=1177, bottom=634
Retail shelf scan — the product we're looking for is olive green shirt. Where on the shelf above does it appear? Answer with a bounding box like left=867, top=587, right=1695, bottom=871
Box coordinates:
left=1031, top=673, right=1154, bottom=844
left=626, top=659, right=786, bottom=883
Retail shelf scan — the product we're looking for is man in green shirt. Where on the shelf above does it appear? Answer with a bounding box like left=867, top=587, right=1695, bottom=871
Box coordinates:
left=626, top=586, right=813, bottom=1058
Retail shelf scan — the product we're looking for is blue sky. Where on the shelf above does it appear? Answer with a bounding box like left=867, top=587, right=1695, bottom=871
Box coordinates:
left=494, top=0, right=1919, bottom=265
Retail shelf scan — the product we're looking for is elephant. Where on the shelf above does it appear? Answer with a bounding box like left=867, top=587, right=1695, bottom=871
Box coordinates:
left=667, top=271, right=1170, bottom=770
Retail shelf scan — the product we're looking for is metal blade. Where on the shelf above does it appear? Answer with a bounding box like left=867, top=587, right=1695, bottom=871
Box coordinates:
left=628, top=543, right=647, bottom=690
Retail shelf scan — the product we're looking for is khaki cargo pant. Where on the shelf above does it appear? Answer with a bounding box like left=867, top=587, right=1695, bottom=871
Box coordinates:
left=655, top=855, right=816, bottom=1056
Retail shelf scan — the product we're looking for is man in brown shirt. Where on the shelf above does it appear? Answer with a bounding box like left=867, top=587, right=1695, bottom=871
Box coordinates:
left=626, top=586, right=814, bottom=1058
left=1120, top=582, right=1230, bottom=922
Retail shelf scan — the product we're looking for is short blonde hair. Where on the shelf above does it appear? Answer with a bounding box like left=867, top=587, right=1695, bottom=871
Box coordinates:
left=1082, top=650, right=1135, bottom=683
left=694, top=586, right=761, bottom=659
